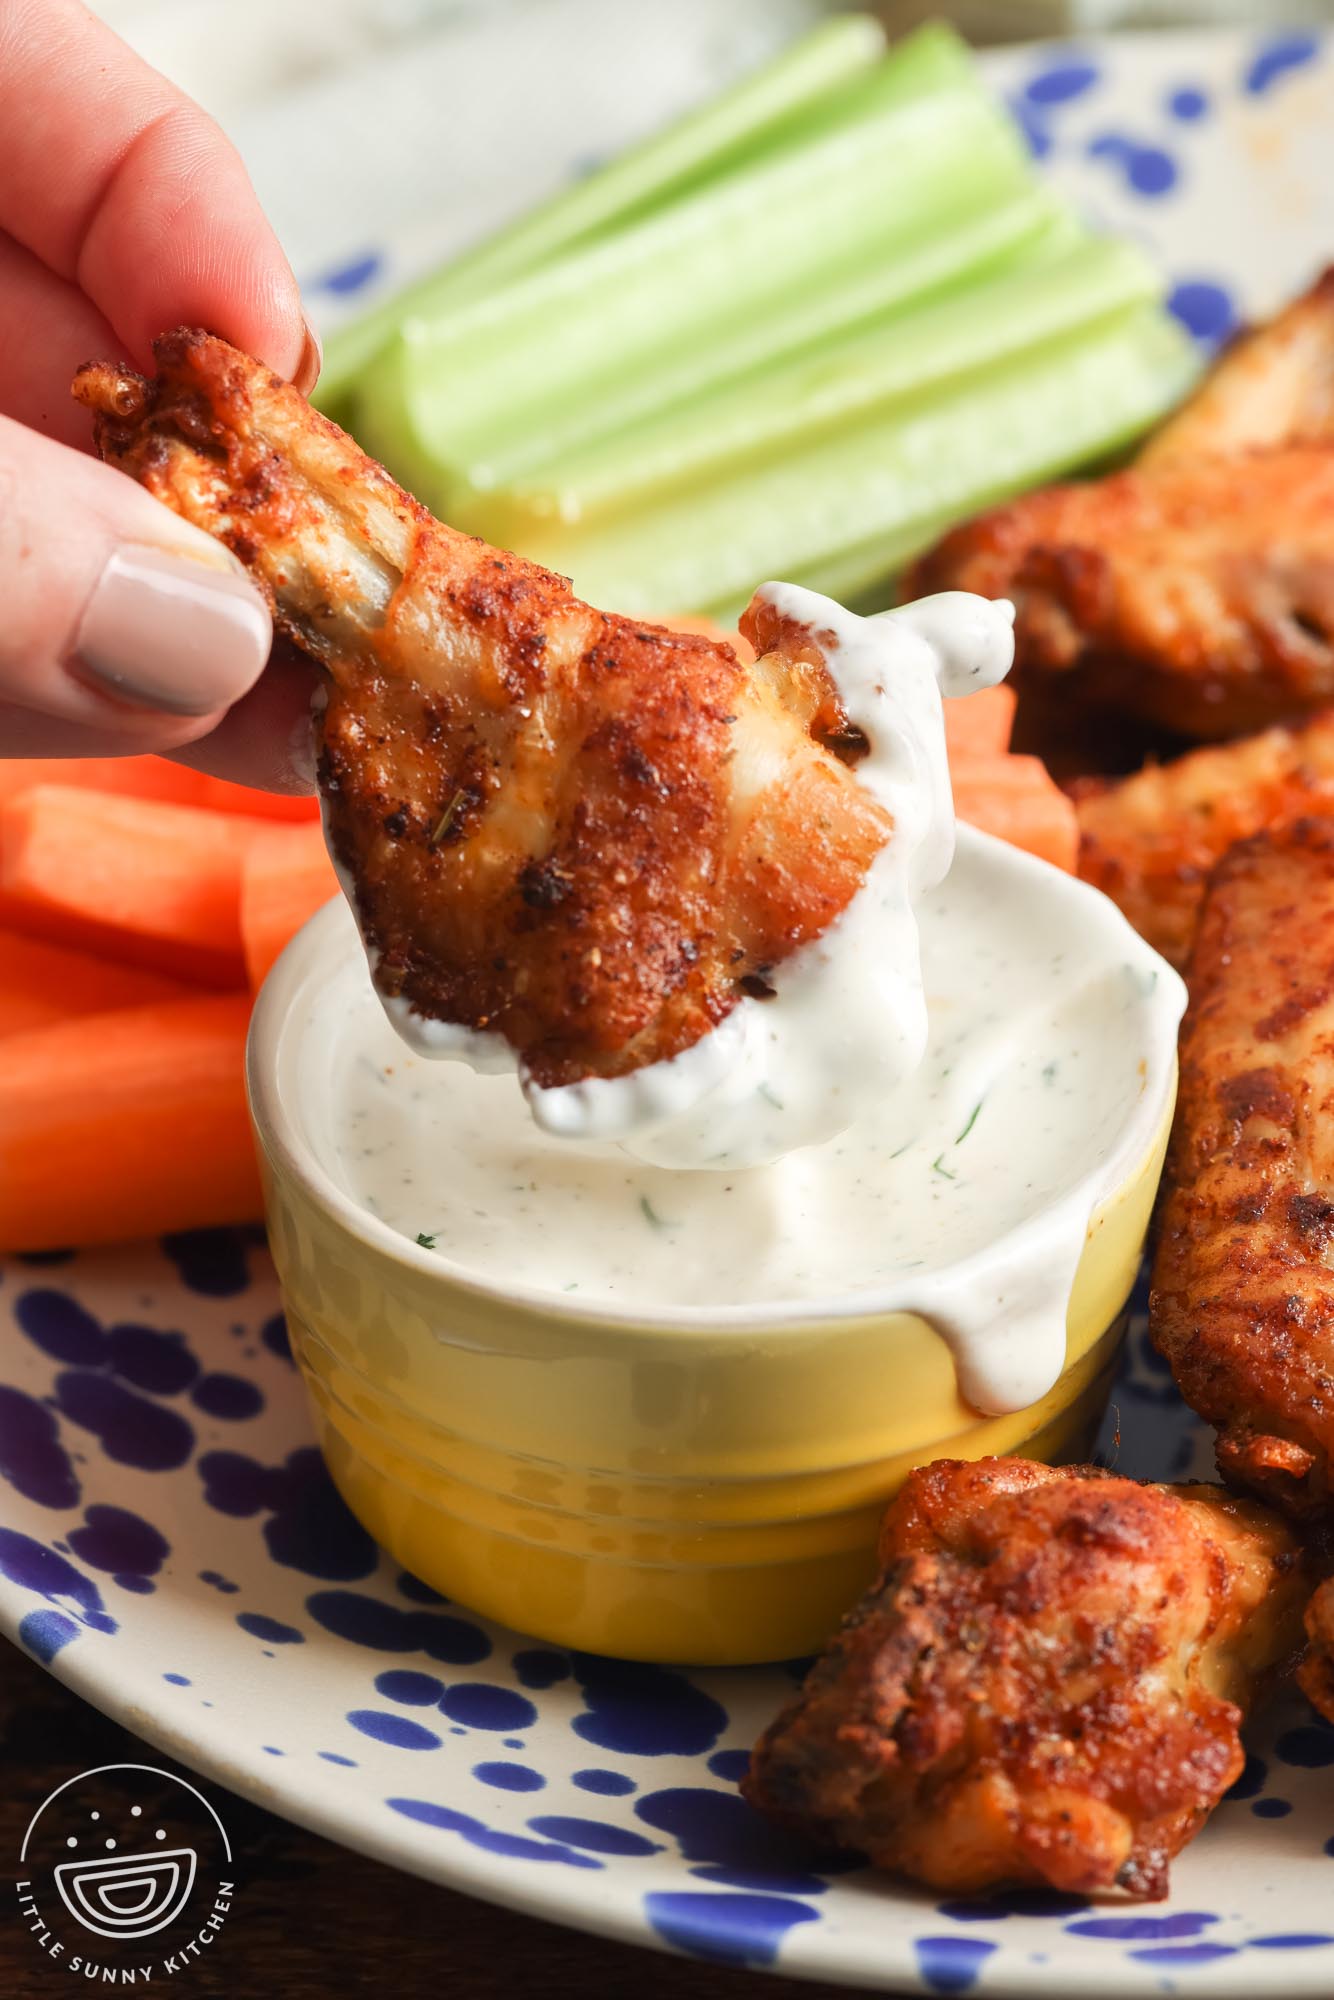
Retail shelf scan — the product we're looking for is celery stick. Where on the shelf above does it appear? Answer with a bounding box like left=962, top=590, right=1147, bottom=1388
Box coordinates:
left=494, top=231, right=1155, bottom=529
left=357, top=84, right=1031, bottom=505
left=460, top=188, right=1066, bottom=502
left=383, top=87, right=1025, bottom=431
left=699, top=518, right=957, bottom=627
left=515, top=305, right=1197, bottom=615
left=316, top=14, right=891, bottom=411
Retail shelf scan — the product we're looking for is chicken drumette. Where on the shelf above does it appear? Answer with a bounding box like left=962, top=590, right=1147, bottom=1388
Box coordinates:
left=907, top=272, right=1334, bottom=741
left=1151, top=817, right=1334, bottom=1521
left=743, top=1456, right=1306, bottom=1900
left=1299, top=1575, right=1334, bottom=1723
left=74, top=332, right=890, bottom=1089
left=1073, top=707, right=1334, bottom=969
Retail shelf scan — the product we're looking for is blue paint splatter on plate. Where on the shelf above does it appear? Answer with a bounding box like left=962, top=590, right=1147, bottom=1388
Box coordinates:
left=914, top=1937, right=997, bottom=1994
left=237, top=1611, right=304, bottom=1645
left=644, top=1891, right=819, bottom=1968
left=1087, top=131, right=1178, bottom=197
left=438, top=1684, right=537, bottom=1732
left=387, top=1798, right=603, bottom=1871
left=1245, top=33, right=1320, bottom=95
left=474, top=1761, right=544, bottom=1793
left=1024, top=59, right=1100, bottom=105
left=348, top=1709, right=442, bottom=1751
left=1167, top=279, right=1237, bottom=344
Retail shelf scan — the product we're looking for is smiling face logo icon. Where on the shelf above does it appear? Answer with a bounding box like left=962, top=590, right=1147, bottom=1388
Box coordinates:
left=54, top=1843, right=198, bottom=1939
left=15, top=1762, right=234, bottom=1979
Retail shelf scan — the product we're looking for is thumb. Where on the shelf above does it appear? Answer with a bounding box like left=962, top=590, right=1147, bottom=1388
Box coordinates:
left=0, top=412, right=271, bottom=759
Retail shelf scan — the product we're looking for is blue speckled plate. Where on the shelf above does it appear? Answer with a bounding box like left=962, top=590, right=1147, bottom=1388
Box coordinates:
left=5, top=25, right=1334, bottom=1997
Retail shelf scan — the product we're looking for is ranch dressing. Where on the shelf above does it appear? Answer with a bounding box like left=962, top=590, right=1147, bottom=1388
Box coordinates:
left=308, top=584, right=1185, bottom=1418
left=356, top=588, right=1017, bottom=1171
left=311, top=825, right=1184, bottom=1417
left=526, top=588, right=1015, bottom=1169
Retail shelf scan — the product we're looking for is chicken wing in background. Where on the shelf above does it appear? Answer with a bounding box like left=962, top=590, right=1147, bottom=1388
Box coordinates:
left=1152, top=818, right=1334, bottom=1520
left=1140, top=267, right=1334, bottom=467
left=907, top=271, right=1334, bottom=743
left=1299, top=1575, right=1334, bottom=1723
left=743, top=1457, right=1306, bottom=1901
left=906, top=446, right=1334, bottom=740
left=1073, top=709, right=1334, bottom=968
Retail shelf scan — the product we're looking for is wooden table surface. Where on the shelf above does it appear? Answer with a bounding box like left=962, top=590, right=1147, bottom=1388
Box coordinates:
left=0, top=1638, right=878, bottom=2000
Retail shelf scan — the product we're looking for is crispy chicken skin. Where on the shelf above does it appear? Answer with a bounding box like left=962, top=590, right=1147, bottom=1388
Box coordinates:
left=1074, top=708, right=1334, bottom=968
left=1141, top=267, right=1334, bottom=468
left=73, top=331, right=888, bottom=1087
left=1298, top=1575, right=1334, bottom=1722
left=742, top=1457, right=1306, bottom=1901
left=1151, top=818, right=1334, bottom=1519
left=906, top=447, right=1334, bottom=740
left=907, top=272, right=1334, bottom=742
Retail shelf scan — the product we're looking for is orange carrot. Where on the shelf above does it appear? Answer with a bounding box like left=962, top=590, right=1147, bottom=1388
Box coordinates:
left=0, top=995, right=260, bottom=1251
left=0, top=786, right=254, bottom=985
left=944, top=684, right=1016, bottom=762
left=3, top=754, right=318, bottom=822
left=951, top=754, right=1079, bottom=872
left=0, top=930, right=190, bottom=1037
left=241, top=821, right=340, bottom=987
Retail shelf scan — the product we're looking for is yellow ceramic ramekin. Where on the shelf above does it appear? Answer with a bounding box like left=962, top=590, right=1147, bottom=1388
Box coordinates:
left=248, top=835, right=1180, bottom=1666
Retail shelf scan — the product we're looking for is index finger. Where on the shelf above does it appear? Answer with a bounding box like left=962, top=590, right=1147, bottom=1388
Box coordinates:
left=0, top=0, right=313, bottom=383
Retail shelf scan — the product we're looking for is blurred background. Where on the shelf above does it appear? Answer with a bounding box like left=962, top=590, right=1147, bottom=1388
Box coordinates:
left=90, top=2, right=1334, bottom=129
left=74, top=1, right=1334, bottom=622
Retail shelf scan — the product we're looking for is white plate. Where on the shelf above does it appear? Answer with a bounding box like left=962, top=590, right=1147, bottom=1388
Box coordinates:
left=5, top=22, right=1334, bottom=1997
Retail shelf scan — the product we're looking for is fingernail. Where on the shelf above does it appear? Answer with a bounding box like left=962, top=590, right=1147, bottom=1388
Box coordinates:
left=293, top=317, right=323, bottom=397
left=76, top=545, right=271, bottom=716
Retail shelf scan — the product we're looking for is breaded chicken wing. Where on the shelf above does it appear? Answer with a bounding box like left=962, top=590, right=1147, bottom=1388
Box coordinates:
left=1298, top=1574, right=1334, bottom=1722
left=743, top=1457, right=1305, bottom=1901
left=1142, top=267, right=1334, bottom=468
left=906, top=446, right=1334, bottom=739
left=908, top=273, right=1334, bottom=742
left=1151, top=818, right=1334, bottom=1519
left=73, top=332, right=888, bottom=1088
left=1074, top=708, right=1334, bottom=968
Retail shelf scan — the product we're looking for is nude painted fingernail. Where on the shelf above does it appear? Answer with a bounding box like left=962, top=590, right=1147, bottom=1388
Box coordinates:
left=76, top=545, right=271, bottom=716
left=293, top=317, right=323, bottom=397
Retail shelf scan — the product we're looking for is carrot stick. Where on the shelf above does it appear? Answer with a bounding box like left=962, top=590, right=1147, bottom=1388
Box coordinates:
left=241, top=822, right=340, bottom=987
left=0, top=995, right=260, bottom=1251
left=951, top=752, right=1078, bottom=871
left=0, top=930, right=189, bottom=1037
left=3, top=754, right=318, bottom=822
left=0, top=786, right=253, bottom=985
left=944, top=683, right=1016, bottom=761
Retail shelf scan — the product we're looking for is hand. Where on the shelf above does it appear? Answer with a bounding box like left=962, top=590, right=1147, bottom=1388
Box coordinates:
left=0, top=0, right=320, bottom=785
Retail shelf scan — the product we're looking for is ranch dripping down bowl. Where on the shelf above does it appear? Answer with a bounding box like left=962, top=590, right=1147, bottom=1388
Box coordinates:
left=246, top=825, right=1183, bottom=1664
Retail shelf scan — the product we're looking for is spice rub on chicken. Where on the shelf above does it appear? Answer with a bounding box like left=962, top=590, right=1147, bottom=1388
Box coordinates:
left=74, top=330, right=889, bottom=1089
left=1073, top=707, right=1334, bottom=970
left=1151, top=818, right=1334, bottom=1521
left=907, top=271, right=1334, bottom=742
left=743, top=1457, right=1306, bottom=1901
left=1299, top=1573, right=1334, bottom=1723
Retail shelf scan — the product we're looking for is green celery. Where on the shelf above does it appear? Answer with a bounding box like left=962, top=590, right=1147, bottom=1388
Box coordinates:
left=317, top=13, right=893, bottom=411
left=738, top=512, right=963, bottom=618
left=515, top=305, right=1197, bottom=615
left=456, top=188, right=1066, bottom=506
left=357, top=82, right=1031, bottom=509
left=490, top=229, right=1156, bottom=529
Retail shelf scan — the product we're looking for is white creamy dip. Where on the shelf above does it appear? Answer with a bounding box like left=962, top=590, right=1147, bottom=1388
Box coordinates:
left=297, top=828, right=1184, bottom=1417
left=351, top=586, right=1017, bottom=1171
left=526, top=587, right=1015, bottom=1169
